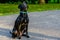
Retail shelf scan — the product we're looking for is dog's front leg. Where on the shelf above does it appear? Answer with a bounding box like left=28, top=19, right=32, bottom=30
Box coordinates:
left=17, top=31, right=21, bottom=39
left=25, top=24, right=30, bottom=38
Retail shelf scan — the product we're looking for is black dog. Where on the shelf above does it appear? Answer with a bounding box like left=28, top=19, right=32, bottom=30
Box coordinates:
left=11, top=0, right=29, bottom=39
left=11, top=13, right=29, bottom=39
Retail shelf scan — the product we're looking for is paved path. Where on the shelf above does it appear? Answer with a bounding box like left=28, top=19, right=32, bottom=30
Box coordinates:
left=0, top=10, right=60, bottom=40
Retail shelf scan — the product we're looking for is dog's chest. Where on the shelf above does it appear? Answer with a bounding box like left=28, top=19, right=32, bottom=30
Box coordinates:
left=22, top=18, right=27, bottom=23
left=25, top=19, right=27, bottom=23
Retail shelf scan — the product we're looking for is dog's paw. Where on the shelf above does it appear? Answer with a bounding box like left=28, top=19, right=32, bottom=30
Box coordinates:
left=26, top=35, right=30, bottom=38
left=18, top=37, right=21, bottom=39
left=22, top=34, right=30, bottom=38
left=17, top=36, right=21, bottom=39
left=12, top=35, right=16, bottom=39
left=11, top=33, right=17, bottom=39
left=22, top=34, right=26, bottom=36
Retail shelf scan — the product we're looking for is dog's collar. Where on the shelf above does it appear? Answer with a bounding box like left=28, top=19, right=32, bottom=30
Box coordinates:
left=20, top=11, right=27, bottom=14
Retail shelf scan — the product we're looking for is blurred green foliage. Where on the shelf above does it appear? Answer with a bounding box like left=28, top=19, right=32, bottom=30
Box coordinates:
left=0, top=3, right=60, bottom=16
left=0, top=0, right=60, bottom=4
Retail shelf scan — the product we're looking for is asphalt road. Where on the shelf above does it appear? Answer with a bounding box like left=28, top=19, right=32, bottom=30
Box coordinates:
left=0, top=10, right=60, bottom=40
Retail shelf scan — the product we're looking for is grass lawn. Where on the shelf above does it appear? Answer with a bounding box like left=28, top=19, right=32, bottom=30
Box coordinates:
left=0, top=3, right=60, bottom=16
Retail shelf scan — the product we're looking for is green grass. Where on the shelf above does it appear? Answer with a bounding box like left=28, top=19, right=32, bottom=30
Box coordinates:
left=28, top=4, right=60, bottom=12
left=0, top=4, right=19, bottom=16
left=0, top=3, right=60, bottom=16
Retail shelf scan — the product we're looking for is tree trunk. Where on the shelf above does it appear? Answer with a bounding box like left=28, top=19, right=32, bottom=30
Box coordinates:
left=57, top=0, right=59, bottom=3
left=39, top=0, right=45, bottom=4
left=45, top=0, right=48, bottom=3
